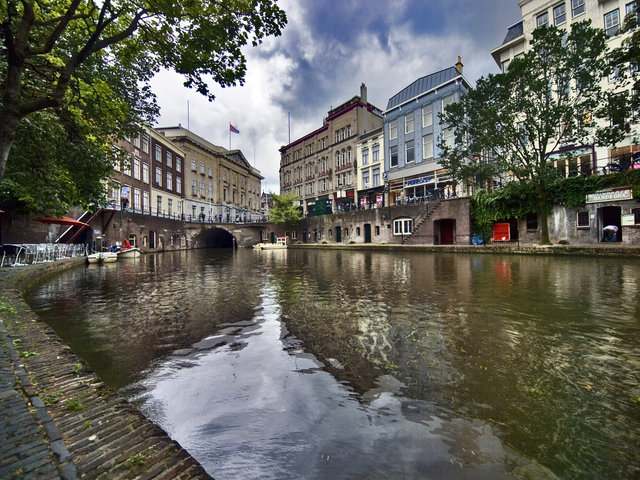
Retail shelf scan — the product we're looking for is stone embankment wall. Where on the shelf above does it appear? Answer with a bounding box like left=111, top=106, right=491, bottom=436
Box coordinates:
left=0, top=260, right=212, bottom=479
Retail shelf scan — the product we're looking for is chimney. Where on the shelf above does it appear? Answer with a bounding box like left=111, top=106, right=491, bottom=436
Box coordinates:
left=455, top=56, right=463, bottom=75
left=360, top=83, right=367, bottom=104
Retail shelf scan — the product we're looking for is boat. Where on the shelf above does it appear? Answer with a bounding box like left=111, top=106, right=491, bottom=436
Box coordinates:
left=117, top=247, right=142, bottom=258
left=253, top=236, right=288, bottom=250
left=86, top=251, right=118, bottom=264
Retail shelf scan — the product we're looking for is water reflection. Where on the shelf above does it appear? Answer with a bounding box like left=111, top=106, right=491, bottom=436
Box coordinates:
left=27, top=249, right=640, bottom=479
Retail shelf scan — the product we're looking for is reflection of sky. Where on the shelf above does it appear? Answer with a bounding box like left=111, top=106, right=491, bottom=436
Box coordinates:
left=127, top=282, right=546, bottom=480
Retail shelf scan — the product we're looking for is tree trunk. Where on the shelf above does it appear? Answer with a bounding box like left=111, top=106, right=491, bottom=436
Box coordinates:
left=0, top=112, right=20, bottom=182
left=536, top=183, right=551, bottom=245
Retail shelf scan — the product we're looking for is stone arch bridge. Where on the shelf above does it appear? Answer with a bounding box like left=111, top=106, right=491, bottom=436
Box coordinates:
left=184, top=221, right=268, bottom=248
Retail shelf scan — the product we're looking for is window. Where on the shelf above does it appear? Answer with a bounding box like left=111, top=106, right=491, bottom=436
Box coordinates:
left=141, top=135, right=149, bottom=153
left=166, top=172, right=172, bottom=190
left=167, top=198, right=173, bottom=216
left=375, top=226, right=380, bottom=236
left=133, top=157, right=140, bottom=180
left=208, top=184, right=212, bottom=199
left=422, top=104, right=433, bottom=128
left=405, top=140, right=415, bottom=163
left=501, top=59, right=510, bottom=73
left=537, top=11, right=549, bottom=28
left=132, top=135, right=140, bottom=148
left=176, top=177, right=182, bottom=194
left=142, top=162, right=149, bottom=183
left=199, top=162, right=205, bottom=174
left=156, top=196, right=162, bottom=214
left=155, top=145, right=162, bottom=161
left=405, top=113, right=414, bottom=134
left=526, top=214, right=538, bottom=230
left=191, top=179, right=197, bottom=195
left=553, top=3, right=566, bottom=25
left=442, top=127, right=454, bottom=149
left=362, top=170, right=370, bottom=189
left=176, top=157, right=182, bottom=172
left=393, top=218, right=413, bottom=235
left=200, top=182, right=205, bottom=197
left=372, top=167, right=380, bottom=187
left=577, top=211, right=590, bottom=227
left=571, top=0, right=585, bottom=17
left=389, top=119, right=398, bottom=140
left=442, top=94, right=454, bottom=111
left=207, top=165, right=212, bottom=177
left=372, top=145, right=380, bottom=163
left=604, top=9, right=620, bottom=36
left=633, top=207, right=640, bottom=224
left=142, top=191, right=150, bottom=212
left=362, top=148, right=369, bottom=166
left=191, top=159, right=196, bottom=171
left=155, top=167, right=162, bottom=186
left=166, top=151, right=172, bottom=168
left=134, top=188, right=141, bottom=210
left=423, top=133, right=434, bottom=160
left=390, top=145, right=398, bottom=167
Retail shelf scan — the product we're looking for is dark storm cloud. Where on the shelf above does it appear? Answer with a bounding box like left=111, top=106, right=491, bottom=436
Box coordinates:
left=261, top=0, right=520, bottom=129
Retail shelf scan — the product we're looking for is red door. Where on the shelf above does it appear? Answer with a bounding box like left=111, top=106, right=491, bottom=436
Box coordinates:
left=440, top=220, right=455, bottom=245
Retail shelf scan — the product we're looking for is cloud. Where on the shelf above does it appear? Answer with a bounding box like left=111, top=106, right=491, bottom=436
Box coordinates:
left=151, top=0, right=521, bottom=193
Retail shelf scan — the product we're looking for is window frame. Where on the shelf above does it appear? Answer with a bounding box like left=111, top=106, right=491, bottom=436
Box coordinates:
left=422, top=104, right=433, bottom=128
left=389, top=119, right=398, bottom=140
left=571, top=0, right=585, bottom=17
left=553, top=3, right=566, bottom=25
left=390, top=145, right=398, bottom=167
left=604, top=8, right=620, bottom=37
left=405, top=113, right=414, bottom=134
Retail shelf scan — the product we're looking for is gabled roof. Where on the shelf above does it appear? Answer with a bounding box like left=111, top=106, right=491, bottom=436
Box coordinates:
left=386, top=66, right=465, bottom=111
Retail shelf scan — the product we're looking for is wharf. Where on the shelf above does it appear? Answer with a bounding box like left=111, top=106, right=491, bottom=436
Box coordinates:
left=0, top=260, right=212, bottom=479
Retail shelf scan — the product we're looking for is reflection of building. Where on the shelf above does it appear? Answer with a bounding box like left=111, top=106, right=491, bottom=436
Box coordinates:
left=491, top=0, right=638, bottom=174
left=356, top=127, right=386, bottom=209
left=383, top=60, right=471, bottom=205
left=157, top=126, right=263, bottom=222
left=279, top=84, right=383, bottom=216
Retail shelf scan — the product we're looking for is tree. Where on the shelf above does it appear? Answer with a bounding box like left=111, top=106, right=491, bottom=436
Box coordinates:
left=0, top=0, right=287, bottom=203
left=268, top=193, right=303, bottom=231
left=440, top=21, right=625, bottom=244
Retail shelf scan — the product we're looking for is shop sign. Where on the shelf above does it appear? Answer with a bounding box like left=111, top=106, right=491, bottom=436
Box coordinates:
left=376, top=194, right=383, bottom=205
left=407, top=177, right=433, bottom=186
left=493, top=223, right=510, bottom=242
left=586, top=187, right=632, bottom=203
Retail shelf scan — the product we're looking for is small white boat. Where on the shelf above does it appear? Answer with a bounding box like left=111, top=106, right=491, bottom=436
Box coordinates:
left=117, top=247, right=142, bottom=258
left=253, top=236, right=289, bottom=250
left=87, top=252, right=118, bottom=264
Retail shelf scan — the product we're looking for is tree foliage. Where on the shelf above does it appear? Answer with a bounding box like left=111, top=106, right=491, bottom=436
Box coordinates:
left=268, top=193, right=303, bottom=230
left=0, top=0, right=287, bottom=214
left=440, top=21, right=625, bottom=244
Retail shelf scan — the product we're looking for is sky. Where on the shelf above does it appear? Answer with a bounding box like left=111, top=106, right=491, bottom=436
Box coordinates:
left=151, top=0, right=522, bottom=194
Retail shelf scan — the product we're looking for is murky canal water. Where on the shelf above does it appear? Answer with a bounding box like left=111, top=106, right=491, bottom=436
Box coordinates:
left=27, top=248, right=640, bottom=479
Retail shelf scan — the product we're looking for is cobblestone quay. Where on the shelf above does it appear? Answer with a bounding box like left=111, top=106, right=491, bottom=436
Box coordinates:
left=0, top=260, right=212, bottom=479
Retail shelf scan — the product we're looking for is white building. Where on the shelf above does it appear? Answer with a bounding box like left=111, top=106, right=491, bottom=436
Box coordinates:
left=491, top=0, right=639, bottom=172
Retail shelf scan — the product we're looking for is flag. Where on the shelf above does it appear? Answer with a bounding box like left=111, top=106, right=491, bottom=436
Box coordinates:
left=230, top=123, right=239, bottom=134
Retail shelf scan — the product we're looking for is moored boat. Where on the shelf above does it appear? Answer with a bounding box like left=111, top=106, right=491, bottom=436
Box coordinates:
left=117, top=247, right=142, bottom=258
left=86, top=252, right=118, bottom=264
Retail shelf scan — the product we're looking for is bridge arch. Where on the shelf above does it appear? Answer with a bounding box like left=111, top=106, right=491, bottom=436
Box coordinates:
left=192, top=227, right=236, bottom=248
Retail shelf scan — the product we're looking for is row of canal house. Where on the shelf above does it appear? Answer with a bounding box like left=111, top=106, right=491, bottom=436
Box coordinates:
left=108, top=125, right=264, bottom=235
left=279, top=0, right=640, bottom=246
left=279, top=63, right=470, bottom=218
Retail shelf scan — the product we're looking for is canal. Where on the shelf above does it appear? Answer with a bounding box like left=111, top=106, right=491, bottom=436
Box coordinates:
left=26, top=248, right=640, bottom=479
